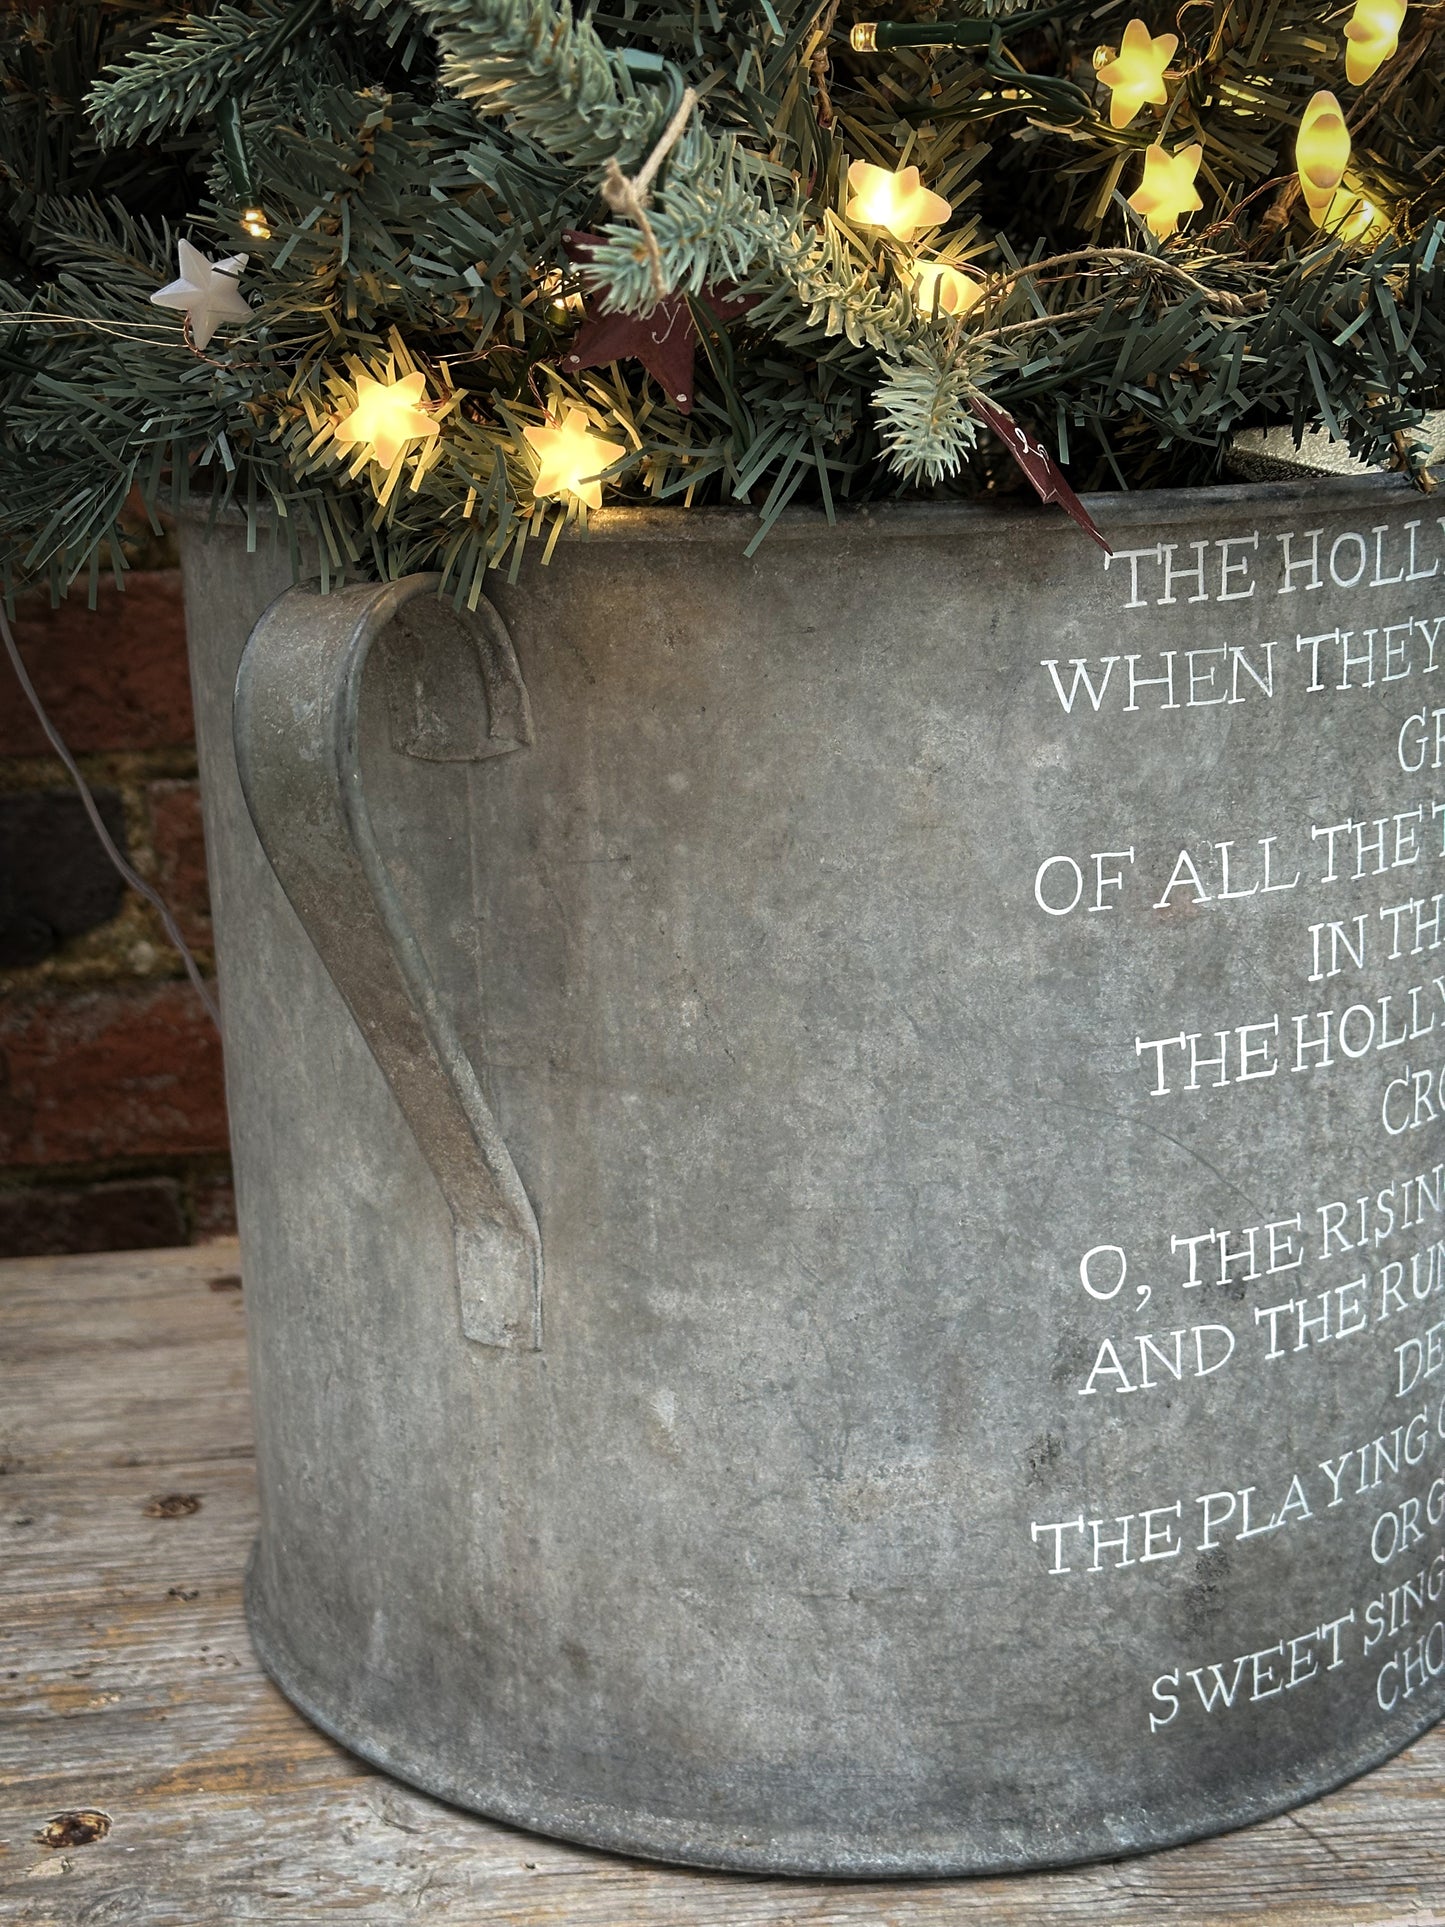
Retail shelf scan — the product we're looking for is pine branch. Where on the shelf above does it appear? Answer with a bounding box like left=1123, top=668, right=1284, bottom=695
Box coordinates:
left=410, top=0, right=664, bottom=169
left=87, top=0, right=332, bottom=145
left=873, top=337, right=980, bottom=484
left=580, top=131, right=918, bottom=355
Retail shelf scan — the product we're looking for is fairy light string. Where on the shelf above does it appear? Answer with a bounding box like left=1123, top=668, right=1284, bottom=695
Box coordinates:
left=120, top=0, right=1437, bottom=526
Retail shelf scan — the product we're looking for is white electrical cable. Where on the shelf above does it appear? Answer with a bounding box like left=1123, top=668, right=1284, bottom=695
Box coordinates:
left=0, top=597, right=221, bottom=1029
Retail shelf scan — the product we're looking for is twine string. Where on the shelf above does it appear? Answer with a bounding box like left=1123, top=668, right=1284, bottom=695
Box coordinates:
left=600, top=87, right=699, bottom=302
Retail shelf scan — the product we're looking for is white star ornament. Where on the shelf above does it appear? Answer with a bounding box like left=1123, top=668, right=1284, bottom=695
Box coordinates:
left=151, top=239, right=252, bottom=349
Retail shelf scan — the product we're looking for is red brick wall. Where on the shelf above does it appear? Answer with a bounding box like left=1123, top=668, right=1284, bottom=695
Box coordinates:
left=0, top=563, right=235, bottom=1255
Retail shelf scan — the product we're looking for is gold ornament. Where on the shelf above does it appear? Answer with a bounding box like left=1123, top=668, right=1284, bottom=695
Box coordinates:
left=334, top=372, right=440, bottom=469
left=908, top=261, right=985, bottom=320
left=1296, top=92, right=1352, bottom=221
left=524, top=408, right=626, bottom=510
left=1344, top=0, right=1407, bottom=84
left=1127, top=143, right=1204, bottom=239
left=1094, top=20, right=1178, bottom=130
left=845, top=160, right=952, bottom=243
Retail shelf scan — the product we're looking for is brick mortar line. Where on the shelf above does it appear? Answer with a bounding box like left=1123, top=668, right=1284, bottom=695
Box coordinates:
left=0, top=747, right=200, bottom=793
left=0, top=945, right=216, bottom=999
left=0, top=1151, right=233, bottom=1190
left=0, top=914, right=216, bottom=995
left=0, top=1156, right=235, bottom=1246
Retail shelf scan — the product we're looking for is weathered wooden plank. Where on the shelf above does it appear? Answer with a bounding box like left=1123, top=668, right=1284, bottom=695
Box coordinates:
left=6, top=1766, right=1445, bottom=1927
left=0, top=1460, right=259, bottom=1598
left=0, top=1245, right=245, bottom=1324
left=0, top=1387, right=252, bottom=1456
left=3, top=1244, right=1444, bottom=1927
left=0, top=1243, right=251, bottom=1479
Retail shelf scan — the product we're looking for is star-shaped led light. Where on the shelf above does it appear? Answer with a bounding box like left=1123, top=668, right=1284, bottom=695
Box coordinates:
left=1296, top=91, right=1352, bottom=221
left=845, top=161, right=952, bottom=243
left=908, top=261, right=985, bottom=320
left=523, top=408, right=626, bottom=510
left=1094, top=19, right=1178, bottom=128
left=150, top=238, right=251, bottom=349
left=334, top=372, right=440, bottom=470
left=1344, top=0, right=1407, bottom=84
left=1127, top=141, right=1203, bottom=239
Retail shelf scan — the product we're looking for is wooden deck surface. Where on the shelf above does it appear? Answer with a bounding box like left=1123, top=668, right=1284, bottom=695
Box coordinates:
left=3, top=1242, right=1444, bottom=1926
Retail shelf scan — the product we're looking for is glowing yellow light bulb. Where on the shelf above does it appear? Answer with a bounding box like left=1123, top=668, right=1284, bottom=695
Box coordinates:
left=1344, top=0, right=1407, bottom=84
left=523, top=408, right=626, bottom=510
left=1296, top=92, right=1352, bottom=220
left=908, top=260, right=985, bottom=320
left=845, top=160, right=952, bottom=243
left=238, top=205, right=272, bottom=241
left=850, top=22, right=879, bottom=50
left=334, top=372, right=440, bottom=470
left=1127, top=142, right=1204, bottom=240
left=1094, top=19, right=1178, bottom=129
left=537, top=269, right=585, bottom=319
left=1321, top=179, right=1392, bottom=245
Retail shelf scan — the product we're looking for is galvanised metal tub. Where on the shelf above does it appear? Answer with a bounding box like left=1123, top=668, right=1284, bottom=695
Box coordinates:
left=179, top=478, right=1445, bottom=1875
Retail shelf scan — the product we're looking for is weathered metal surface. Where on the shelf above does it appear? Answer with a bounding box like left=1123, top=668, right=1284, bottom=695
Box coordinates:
left=181, top=481, right=1445, bottom=1875
left=4, top=1244, right=1445, bottom=1925
left=232, top=576, right=540, bottom=1350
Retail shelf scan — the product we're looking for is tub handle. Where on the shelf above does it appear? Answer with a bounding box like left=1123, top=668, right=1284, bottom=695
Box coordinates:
left=232, top=573, right=543, bottom=1352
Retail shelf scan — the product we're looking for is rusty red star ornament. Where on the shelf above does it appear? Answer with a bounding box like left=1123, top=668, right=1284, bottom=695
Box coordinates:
left=969, top=397, right=1112, bottom=554
left=559, top=232, right=757, bottom=415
